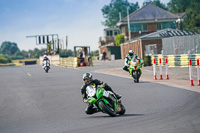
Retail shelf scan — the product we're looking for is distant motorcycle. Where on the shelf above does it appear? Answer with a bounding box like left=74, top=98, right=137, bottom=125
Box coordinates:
left=43, top=60, right=50, bottom=73
left=129, top=58, right=143, bottom=83
left=86, top=85, right=126, bottom=117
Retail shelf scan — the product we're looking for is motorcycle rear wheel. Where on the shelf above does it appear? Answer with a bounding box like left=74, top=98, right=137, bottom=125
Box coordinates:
left=99, top=101, right=116, bottom=117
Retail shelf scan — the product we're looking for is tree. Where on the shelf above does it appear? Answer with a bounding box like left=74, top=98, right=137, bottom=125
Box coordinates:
left=101, top=0, right=139, bottom=28
left=90, top=50, right=99, bottom=56
left=151, top=0, right=168, bottom=10
left=0, top=41, right=20, bottom=55
left=143, top=0, right=168, bottom=10
left=115, top=34, right=124, bottom=46
left=183, top=0, right=200, bottom=31
left=167, top=0, right=200, bottom=31
left=59, top=49, right=74, bottom=57
left=167, top=0, right=190, bottom=13
left=11, top=50, right=24, bottom=59
left=21, top=50, right=29, bottom=58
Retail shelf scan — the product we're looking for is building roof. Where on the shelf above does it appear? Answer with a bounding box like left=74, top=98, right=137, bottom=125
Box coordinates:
left=128, top=29, right=198, bottom=42
left=103, top=27, right=120, bottom=31
left=129, top=29, right=169, bottom=41
left=118, top=4, right=183, bottom=25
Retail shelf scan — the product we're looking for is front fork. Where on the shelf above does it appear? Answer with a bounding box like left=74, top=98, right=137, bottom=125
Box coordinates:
left=129, top=69, right=142, bottom=78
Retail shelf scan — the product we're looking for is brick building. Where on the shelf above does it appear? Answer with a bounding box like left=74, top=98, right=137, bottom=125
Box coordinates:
left=99, top=4, right=185, bottom=60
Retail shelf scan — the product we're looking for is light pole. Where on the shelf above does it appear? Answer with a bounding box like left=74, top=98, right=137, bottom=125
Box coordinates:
left=176, top=18, right=183, bottom=30
left=127, top=7, right=131, bottom=41
left=119, top=12, right=122, bottom=21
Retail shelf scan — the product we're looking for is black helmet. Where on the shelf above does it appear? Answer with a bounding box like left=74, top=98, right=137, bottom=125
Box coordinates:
left=83, top=73, right=93, bottom=85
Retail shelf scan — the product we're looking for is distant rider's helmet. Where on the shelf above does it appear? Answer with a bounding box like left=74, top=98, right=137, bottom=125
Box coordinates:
left=83, top=73, right=93, bottom=85
left=43, top=55, right=47, bottom=60
left=128, top=50, right=134, bottom=56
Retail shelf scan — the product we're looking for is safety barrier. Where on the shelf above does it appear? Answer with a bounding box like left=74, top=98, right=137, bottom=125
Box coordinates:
left=59, top=57, right=78, bottom=68
left=189, top=59, right=200, bottom=86
left=189, top=59, right=194, bottom=86
left=153, top=57, right=200, bottom=85
left=159, top=58, right=163, bottom=79
left=153, top=58, right=157, bottom=79
left=39, top=55, right=60, bottom=66
left=149, top=54, right=200, bottom=67
left=153, top=58, right=169, bottom=80
left=165, top=58, right=169, bottom=79
left=12, top=58, right=39, bottom=66
left=197, top=59, right=200, bottom=85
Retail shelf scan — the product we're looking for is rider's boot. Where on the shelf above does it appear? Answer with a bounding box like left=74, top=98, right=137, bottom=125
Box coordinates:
left=93, top=108, right=100, bottom=113
left=105, top=84, right=122, bottom=99
left=115, top=94, right=122, bottom=99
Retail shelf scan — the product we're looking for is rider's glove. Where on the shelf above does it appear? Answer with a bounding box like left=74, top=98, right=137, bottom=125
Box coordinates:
left=125, top=64, right=129, bottom=67
left=83, top=99, right=88, bottom=103
left=101, top=83, right=106, bottom=88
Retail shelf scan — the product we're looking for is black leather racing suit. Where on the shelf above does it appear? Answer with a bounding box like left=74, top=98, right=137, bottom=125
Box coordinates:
left=81, top=79, right=116, bottom=115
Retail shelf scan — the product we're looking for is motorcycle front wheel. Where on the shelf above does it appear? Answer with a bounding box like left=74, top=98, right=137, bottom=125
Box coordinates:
left=99, top=101, right=116, bottom=117
left=135, top=71, right=139, bottom=82
left=119, top=103, right=126, bottom=115
left=45, top=67, right=49, bottom=73
left=132, top=70, right=139, bottom=83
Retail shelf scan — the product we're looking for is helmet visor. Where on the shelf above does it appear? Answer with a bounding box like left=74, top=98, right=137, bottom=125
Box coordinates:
left=84, top=78, right=91, bottom=84
left=129, top=53, right=133, bottom=56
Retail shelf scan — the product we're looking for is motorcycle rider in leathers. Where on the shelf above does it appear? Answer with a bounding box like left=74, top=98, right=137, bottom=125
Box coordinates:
left=81, top=73, right=121, bottom=115
left=123, top=50, right=141, bottom=72
left=42, top=51, right=50, bottom=67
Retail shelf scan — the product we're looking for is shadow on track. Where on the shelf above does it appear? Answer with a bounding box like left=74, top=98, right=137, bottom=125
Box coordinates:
left=126, top=81, right=150, bottom=84
left=120, top=113, right=144, bottom=117
left=85, top=113, right=144, bottom=118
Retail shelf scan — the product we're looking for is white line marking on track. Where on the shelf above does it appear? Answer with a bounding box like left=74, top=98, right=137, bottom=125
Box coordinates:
left=27, top=73, right=31, bottom=76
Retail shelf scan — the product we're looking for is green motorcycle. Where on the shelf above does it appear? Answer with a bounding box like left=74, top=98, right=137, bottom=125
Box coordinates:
left=86, top=85, right=126, bottom=117
left=129, top=58, right=142, bottom=83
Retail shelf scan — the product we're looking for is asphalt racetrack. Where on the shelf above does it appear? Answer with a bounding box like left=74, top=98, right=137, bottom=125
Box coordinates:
left=0, top=65, right=200, bottom=133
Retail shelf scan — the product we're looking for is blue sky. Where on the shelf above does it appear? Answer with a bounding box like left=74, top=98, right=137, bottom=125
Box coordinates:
left=0, top=0, right=170, bottom=51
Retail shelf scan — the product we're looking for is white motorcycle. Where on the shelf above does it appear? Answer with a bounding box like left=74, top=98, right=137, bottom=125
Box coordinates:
left=43, top=60, right=50, bottom=73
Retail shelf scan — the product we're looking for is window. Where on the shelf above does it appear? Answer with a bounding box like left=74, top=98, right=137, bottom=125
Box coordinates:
left=142, top=24, right=148, bottom=31
left=106, top=31, right=109, bottom=36
left=110, top=31, right=113, bottom=36
left=130, top=23, right=148, bottom=32
left=157, top=23, right=161, bottom=30
left=157, top=22, right=176, bottom=30
left=114, top=31, right=118, bottom=36
left=106, top=30, right=113, bottom=36
left=121, top=26, right=125, bottom=34
left=162, top=22, right=176, bottom=29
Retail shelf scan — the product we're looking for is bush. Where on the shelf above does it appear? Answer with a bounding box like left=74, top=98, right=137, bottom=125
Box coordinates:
left=0, top=55, right=12, bottom=64
left=115, top=34, right=125, bottom=46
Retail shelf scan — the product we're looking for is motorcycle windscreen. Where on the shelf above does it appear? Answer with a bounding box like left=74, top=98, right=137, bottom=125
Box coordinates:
left=86, top=85, right=96, bottom=97
left=96, top=88, right=104, bottom=99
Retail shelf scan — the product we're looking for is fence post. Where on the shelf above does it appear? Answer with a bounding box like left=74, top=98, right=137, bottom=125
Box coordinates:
left=159, top=58, right=163, bottom=79
left=197, top=59, right=200, bottom=85
left=165, top=58, right=169, bottom=79
left=153, top=58, right=157, bottom=79
left=189, top=59, right=194, bottom=86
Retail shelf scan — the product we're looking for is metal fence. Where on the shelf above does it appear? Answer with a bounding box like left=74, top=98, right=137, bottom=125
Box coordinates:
left=162, top=34, right=200, bottom=55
